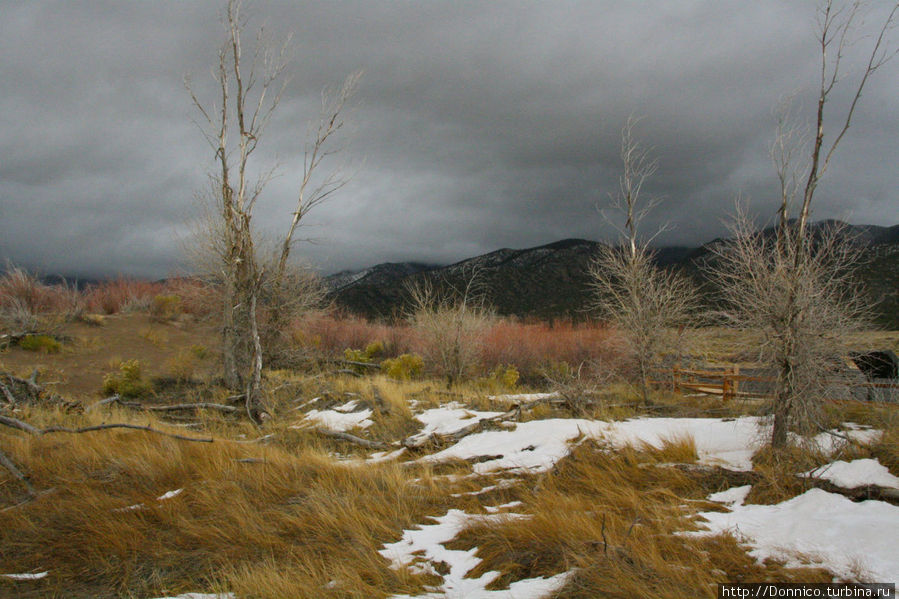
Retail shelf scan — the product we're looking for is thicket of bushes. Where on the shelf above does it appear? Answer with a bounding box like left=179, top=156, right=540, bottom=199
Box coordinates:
left=0, top=266, right=626, bottom=387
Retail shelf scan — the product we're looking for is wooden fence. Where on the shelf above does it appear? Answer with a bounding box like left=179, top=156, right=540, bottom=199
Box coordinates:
left=651, top=365, right=898, bottom=404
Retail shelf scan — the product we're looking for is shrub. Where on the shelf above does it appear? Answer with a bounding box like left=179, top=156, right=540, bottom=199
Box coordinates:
left=381, top=353, right=425, bottom=381
left=476, top=364, right=520, bottom=393
left=19, top=334, right=61, bottom=354
left=150, top=294, right=182, bottom=321
left=101, top=360, right=153, bottom=398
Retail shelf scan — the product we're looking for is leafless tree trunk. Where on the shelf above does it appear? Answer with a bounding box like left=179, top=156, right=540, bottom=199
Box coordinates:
left=710, top=0, right=897, bottom=448
left=590, top=116, right=696, bottom=405
left=186, top=0, right=357, bottom=421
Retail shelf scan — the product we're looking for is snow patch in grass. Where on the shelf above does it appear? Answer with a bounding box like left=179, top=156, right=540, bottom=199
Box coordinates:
left=423, top=416, right=767, bottom=473
left=803, top=459, right=899, bottom=490
left=693, top=488, right=899, bottom=582
left=300, top=404, right=374, bottom=431
left=2, top=571, right=48, bottom=580
left=407, top=404, right=506, bottom=444
left=381, top=508, right=571, bottom=598
left=422, top=419, right=605, bottom=474
left=708, top=485, right=752, bottom=506
left=600, top=417, right=764, bottom=471
left=157, top=488, right=183, bottom=501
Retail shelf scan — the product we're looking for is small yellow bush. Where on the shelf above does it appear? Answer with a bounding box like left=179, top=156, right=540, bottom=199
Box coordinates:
left=381, top=353, right=425, bottom=380
left=477, top=364, right=520, bottom=393
left=150, top=294, right=181, bottom=321
left=19, top=334, right=61, bottom=354
left=102, top=359, right=153, bottom=398
left=364, top=341, right=384, bottom=358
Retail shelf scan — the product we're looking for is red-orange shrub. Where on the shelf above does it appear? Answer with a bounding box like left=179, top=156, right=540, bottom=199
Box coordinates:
left=481, top=318, right=626, bottom=382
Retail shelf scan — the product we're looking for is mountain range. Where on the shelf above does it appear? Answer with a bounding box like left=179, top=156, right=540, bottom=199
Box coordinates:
left=327, top=222, right=899, bottom=328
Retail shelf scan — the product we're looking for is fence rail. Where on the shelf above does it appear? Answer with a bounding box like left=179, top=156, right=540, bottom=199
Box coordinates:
left=650, top=365, right=898, bottom=404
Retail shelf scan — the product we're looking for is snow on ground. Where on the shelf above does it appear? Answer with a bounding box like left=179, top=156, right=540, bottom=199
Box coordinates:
left=157, top=489, right=183, bottom=501
left=299, top=399, right=374, bottom=431
left=421, top=418, right=606, bottom=474
left=380, top=508, right=572, bottom=599
left=804, top=459, right=899, bottom=490
left=811, top=425, right=882, bottom=454
left=2, top=572, right=48, bottom=580
left=406, top=403, right=506, bottom=444
left=422, top=415, right=885, bottom=474
left=422, top=416, right=766, bottom=473
left=697, top=487, right=899, bottom=582
left=599, top=417, right=764, bottom=471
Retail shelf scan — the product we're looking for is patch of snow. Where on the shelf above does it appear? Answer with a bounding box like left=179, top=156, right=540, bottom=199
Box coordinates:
left=113, top=503, right=145, bottom=512
left=693, top=488, right=899, bottom=582
left=300, top=407, right=374, bottom=431
left=407, top=405, right=506, bottom=444
left=368, top=448, right=407, bottom=463
left=422, top=419, right=606, bottom=474
left=149, top=594, right=234, bottom=599
left=804, top=459, right=899, bottom=490
left=381, top=509, right=570, bottom=598
left=157, top=489, right=184, bottom=501
left=2, top=571, right=48, bottom=580
left=424, top=417, right=768, bottom=474
left=811, top=427, right=882, bottom=453
left=485, top=501, right=524, bottom=513
left=600, top=417, right=764, bottom=471
left=708, top=485, right=752, bottom=506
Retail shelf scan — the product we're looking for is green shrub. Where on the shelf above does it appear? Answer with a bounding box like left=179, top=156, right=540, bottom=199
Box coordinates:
left=190, top=344, right=209, bottom=360
left=381, top=353, right=425, bottom=381
left=102, top=359, right=153, bottom=398
left=150, top=294, right=181, bottom=321
left=19, top=334, right=61, bottom=354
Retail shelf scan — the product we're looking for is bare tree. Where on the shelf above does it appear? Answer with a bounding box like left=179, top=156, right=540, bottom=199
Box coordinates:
left=590, top=117, right=696, bottom=405
left=406, top=269, right=495, bottom=389
left=186, top=0, right=358, bottom=421
left=710, top=0, right=898, bottom=448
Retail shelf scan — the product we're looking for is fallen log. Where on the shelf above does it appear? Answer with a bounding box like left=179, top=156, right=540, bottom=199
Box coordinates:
left=316, top=428, right=387, bottom=450
left=142, top=402, right=238, bottom=413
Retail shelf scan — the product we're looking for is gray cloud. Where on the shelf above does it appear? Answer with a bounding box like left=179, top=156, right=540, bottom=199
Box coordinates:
left=1, top=0, right=897, bottom=278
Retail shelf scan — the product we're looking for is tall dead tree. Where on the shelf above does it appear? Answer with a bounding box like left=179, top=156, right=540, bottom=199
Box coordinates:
left=710, top=0, right=898, bottom=448
left=590, top=117, right=696, bottom=405
left=186, top=0, right=358, bottom=421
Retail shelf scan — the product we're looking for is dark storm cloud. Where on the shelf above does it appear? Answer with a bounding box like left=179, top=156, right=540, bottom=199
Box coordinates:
left=1, top=1, right=897, bottom=278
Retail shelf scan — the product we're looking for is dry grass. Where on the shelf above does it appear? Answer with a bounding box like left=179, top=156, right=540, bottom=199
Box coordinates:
left=0, top=407, right=452, bottom=598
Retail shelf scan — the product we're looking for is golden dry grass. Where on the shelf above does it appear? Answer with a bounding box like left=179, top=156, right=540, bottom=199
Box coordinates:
left=0, top=408, right=455, bottom=598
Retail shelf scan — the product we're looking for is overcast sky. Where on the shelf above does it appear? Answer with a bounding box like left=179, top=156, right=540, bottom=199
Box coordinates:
left=1, top=1, right=897, bottom=279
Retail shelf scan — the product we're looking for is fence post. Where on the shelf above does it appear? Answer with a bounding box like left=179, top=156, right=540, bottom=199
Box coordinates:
left=672, top=363, right=680, bottom=394
left=722, top=374, right=731, bottom=402
left=732, top=364, right=739, bottom=399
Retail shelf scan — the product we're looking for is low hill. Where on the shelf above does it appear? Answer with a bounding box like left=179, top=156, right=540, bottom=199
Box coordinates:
left=328, top=222, right=898, bottom=327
